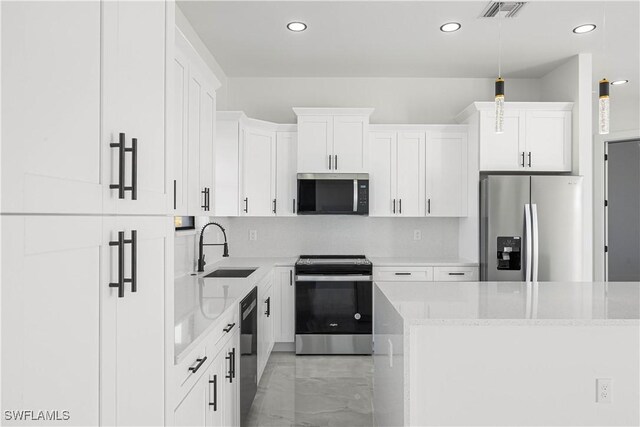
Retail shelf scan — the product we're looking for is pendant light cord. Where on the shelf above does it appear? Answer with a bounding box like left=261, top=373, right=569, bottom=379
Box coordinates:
left=498, top=1, right=502, bottom=77
left=602, top=1, right=607, bottom=77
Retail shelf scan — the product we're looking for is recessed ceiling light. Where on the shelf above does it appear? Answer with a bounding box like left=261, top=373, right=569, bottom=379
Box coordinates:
left=287, top=22, right=307, bottom=32
left=572, top=24, right=596, bottom=34
left=611, top=80, right=629, bottom=85
left=440, top=22, right=461, bottom=33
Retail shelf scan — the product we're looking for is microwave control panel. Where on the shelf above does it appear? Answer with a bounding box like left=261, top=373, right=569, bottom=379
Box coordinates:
left=357, top=181, right=369, bottom=214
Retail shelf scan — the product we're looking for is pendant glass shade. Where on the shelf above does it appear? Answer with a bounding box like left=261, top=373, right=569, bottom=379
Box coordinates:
left=495, top=77, right=505, bottom=134
left=599, top=78, right=610, bottom=135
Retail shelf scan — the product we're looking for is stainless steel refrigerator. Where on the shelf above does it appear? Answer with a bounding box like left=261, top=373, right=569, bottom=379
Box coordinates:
left=480, top=175, right=583, bottom=281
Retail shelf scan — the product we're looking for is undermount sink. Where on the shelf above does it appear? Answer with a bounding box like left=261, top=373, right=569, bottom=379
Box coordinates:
left=204, top=268, right=257, bottom=279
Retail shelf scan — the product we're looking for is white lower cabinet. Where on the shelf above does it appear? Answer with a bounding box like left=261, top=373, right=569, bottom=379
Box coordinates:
left=257, top=274, right=276, bottom=381
left=1, top=215, right=170, bottom=426
left=274, top=267, right=296, bottom=343
left=374, top=265, right=479, bottom=282
left=101, top=216, right=170, bottom=426
left=174, top=329, right=240, bottom=427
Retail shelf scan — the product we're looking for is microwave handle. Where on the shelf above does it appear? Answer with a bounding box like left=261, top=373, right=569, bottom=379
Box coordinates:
left=353, top=180, right=358, bottom=212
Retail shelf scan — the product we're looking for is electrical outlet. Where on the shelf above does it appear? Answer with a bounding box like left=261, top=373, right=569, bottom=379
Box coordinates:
left=249, top=230, right=257, bottom=241
left=413, top=230, right=422, bottom=240
left=596, top=378, right=612, bottom=403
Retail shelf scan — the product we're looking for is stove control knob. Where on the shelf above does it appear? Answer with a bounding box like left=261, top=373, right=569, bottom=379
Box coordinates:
left=354, top=313, right=361, bottom=320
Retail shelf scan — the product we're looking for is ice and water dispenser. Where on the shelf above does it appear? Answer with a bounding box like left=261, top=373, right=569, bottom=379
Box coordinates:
left=496, top=236, right=521, bottom=270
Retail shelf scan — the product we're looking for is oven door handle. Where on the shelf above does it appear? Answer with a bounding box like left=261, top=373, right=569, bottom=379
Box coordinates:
left=295, top=275, right=372, bottom=282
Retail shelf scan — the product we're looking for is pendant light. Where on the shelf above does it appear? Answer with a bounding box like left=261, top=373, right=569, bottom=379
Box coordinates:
left=599, top=2, right=610, bottom=134
left=495, top=2, right=505, bottom=134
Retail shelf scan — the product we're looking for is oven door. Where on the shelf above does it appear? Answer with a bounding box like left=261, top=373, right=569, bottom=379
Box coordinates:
left=295, top=276, right=372, bottom=335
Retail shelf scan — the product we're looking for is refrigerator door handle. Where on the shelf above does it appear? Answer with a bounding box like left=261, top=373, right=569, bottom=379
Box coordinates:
left=531, top=203, right=539, bottom=282
left=524, top=204, right=533, bottom=282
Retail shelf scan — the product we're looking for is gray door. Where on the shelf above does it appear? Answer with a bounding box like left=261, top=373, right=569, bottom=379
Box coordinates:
left=531, top=176, right=583, bottom=281
left=607, top=140, right=640, bottom=281
left=481, top=176, right=531, bottom=281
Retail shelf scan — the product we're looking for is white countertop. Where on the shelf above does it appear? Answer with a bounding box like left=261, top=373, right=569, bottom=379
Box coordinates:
left=369, top=257, right=478, bottom=267
left=376, top=281, right=640, bottom=326
left=174, top=257, right=296, bottom=363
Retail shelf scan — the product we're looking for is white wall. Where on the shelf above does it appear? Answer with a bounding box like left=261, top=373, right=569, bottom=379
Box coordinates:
left=226, top=77, right=543, bottom=124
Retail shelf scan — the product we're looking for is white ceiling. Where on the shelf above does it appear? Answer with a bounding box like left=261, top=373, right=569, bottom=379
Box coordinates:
left=178, top=1, right=639, bottom=80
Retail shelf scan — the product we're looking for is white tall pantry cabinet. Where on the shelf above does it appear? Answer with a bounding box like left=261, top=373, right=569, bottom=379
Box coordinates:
left=1, top=1, right=174, bottom=426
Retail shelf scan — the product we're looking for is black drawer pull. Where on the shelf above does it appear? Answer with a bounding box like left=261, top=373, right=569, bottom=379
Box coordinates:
left=109, top=133, right=137, bottom=200
left=189, top=356, right=208, bottom=374
left=448, top=272, right=466, bottom=276
left=124, top=230, right=137, bottom=292
left=394, top=272, right=412, bottom=276
left=265, top=296, right=271, bottom=317
left=223, top=322, right=236, bottom=333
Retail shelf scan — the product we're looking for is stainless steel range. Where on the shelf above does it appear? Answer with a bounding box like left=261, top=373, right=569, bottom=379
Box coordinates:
left=295, top=255, right=373, bottom=355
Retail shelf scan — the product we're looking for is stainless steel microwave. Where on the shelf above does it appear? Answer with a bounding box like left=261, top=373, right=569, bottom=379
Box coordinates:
left=297, top=173, right=369, bottom=215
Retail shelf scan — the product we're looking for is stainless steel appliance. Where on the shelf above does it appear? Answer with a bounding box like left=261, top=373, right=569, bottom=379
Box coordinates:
left=297, top=173, right=369, bottom=215
left=295, top=255, right=373, bottom=354
left=480, top=175, right=583, bottom=281
left=239, top=287, right=257, bottom=425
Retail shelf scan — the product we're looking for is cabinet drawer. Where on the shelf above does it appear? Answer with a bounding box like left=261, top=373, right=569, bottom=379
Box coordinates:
left=374, top=266, right=434, bottom=281
left=176, top=344, right=212, bottom=400
left=433, top=266, right=478, bottom=281
left=209, top=307, right=239, bottom=349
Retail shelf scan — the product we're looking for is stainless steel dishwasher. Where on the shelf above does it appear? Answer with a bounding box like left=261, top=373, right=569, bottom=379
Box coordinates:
left=239, top=287, right=257, bottom=425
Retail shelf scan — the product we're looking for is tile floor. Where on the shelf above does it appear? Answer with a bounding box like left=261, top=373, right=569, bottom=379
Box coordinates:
left=245, top=352, right=374, bottom=427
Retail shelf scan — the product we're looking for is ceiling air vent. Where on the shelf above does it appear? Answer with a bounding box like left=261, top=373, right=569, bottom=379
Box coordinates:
left=481, top=2, right=527, bottom=18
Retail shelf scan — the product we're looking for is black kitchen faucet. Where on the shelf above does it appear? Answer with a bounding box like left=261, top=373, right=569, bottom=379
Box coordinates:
left=197, top=222, right=229, bottom=272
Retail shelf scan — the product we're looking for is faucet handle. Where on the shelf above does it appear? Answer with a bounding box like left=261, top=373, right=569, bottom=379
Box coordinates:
left=198, top=254, right=206, bottom=272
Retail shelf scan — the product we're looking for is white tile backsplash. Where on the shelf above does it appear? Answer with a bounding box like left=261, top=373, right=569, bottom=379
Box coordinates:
left=175, top=216, right=459, bottom=275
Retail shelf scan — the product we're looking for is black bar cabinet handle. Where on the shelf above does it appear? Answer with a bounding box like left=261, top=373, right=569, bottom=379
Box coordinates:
left=392, top=199, right=396, bottom=214
left=206, top=188, right=211, bottom=211
left=226, top=350, right=234, bottom=382
left=202, top=188, right=208, bottom=210
left=395, top=272, right=412, bottom=276
left=521, top=152, right=525, bottom=167
left=109, top=231, right=125, bottom=297
left=209, top=374, right=217, bottom=411
left=189, top=356, right=208, bottom=373
left=129, top=138, right=137, bottom=200
left=265, top=297, right=271, bottom=317
left=232, top=348, right=236, bottom=378
left=109, top=133, right=126, bottom=199
left=399, top=199, right=402, bottom=214
left=243, top=198, right=248, bottom=213
left=428, top=198, right=431, bottom=214
left=528, top=151, right=532, bottom=167
left=173, top=180, right=177, bottom=210
left=448, top=272, right=465, bottom=276
left=334, top=154, right=338, bottom=170
left=223, top=323, right=235, bottom=333
left=125, top=230, right=137, bottom=293
left=292, top=199, right=296, bottom=214
left=273, top=199, right=277, bottom=214
left=289, top=270, right=293, bottom=286
left=328, top=154, right=332, bottom=170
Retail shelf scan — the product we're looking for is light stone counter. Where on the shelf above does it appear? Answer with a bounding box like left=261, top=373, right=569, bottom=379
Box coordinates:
left=376, top=281, right=640, bottom=326
left=374, top=281, right=640, bottom=427
left=174, top=257, right=296, bottom=363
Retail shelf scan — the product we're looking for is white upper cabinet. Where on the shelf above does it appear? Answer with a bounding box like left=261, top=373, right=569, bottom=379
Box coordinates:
left=240, top=126, right=277, bottom=216
left=215, top=113, right=243, bottom=217
left=460, top=102, right=573, bottom=172
left=1, top=1, right=103, bottom=214
left=396, top=132, right=426, bottom=217
left=102, top=1, right=170, bottom=215
left=369, top=132, right=397, bottom=216
left=479, top=109, right=526, bottom=171
left=294, top=108, right=373, bottom=173
left=174, top=28, right=220, bottom=216
left=524, top=110, right=572, bottom=171
left=276, top=131, right=298, bottom=216
left=426, top=131, right=468, bottom=217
